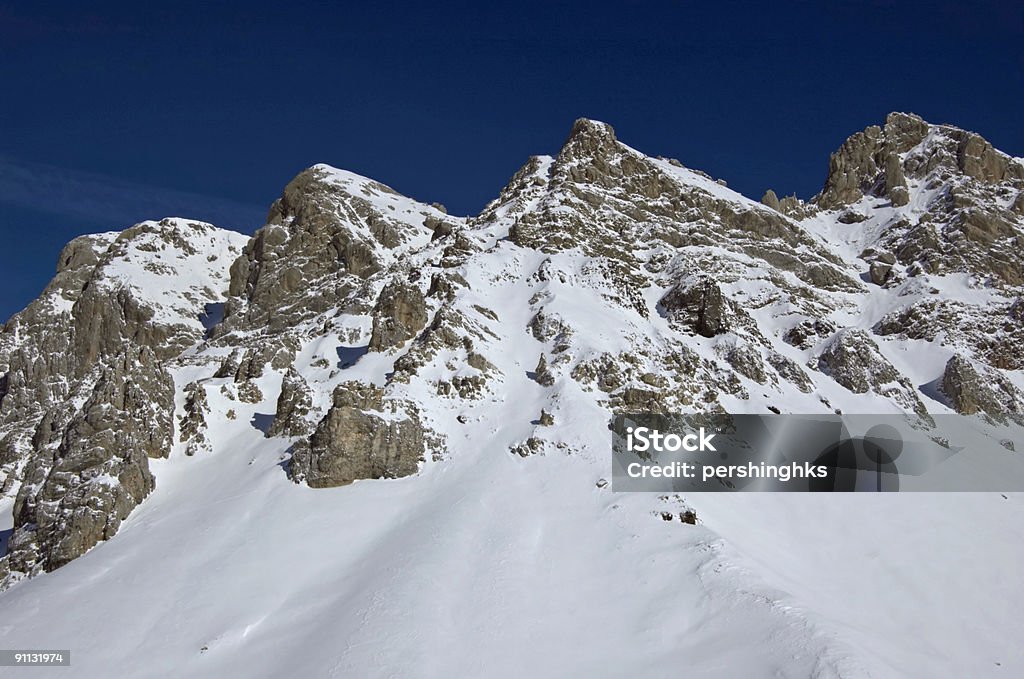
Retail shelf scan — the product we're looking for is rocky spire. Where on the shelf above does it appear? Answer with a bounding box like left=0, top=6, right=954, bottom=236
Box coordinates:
left=815, top=112, right=929, bottom=209
left=556, top=118, right=621, bottom=162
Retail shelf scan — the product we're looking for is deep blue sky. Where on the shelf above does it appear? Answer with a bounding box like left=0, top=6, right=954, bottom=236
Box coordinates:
left=1, top=1, right=1021, bottom=321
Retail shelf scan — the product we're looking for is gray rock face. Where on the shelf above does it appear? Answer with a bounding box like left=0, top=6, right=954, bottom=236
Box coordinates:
left=766, top=352, right=814, bottom=394
left=869, top=260, right=893, bottom=286
left=534, top=353, right=555, bottom=387
left=289, top=382, right=424, bottom=488
left=179, top=381, right=211, bottom=456
left=492, top=116, right=854, bottom=317
left=660, top=277, right=736, bottom=337
left=816, top=112, right=930, bottom=209
left=761, top=189, right=814, bottom=218
left=268, top=367, right=313, bottom=438
left=7, top=347, right=173, bottom=575
left=812, top=113, right=1024, bottom=286
left=724, top=344, right=767, bottom=384
left=874, top=299, right=1024, bottom=371
left=0, top=219, right=242, bottom=586
left=783, top=319, right=836, bottom=350
left=369, top=281, right=428, bottom=351
left=816, top=329, right=927, bottom=415
left=220, top=166, right=441, bottom=335
left=941, top=355, right=1024, bottom=424
left=760, top=189, right=781, bottom=211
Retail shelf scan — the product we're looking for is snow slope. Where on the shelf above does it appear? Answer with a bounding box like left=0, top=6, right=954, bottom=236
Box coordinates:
left=0, top=405, right=1019, bottom=677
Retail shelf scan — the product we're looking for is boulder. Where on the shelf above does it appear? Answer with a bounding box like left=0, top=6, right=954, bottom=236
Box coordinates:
left=941, top=355, right=1024, bottom=424
left=660, top=277, right=732, bottom=338
left=290, top=382, right=424, bottom=488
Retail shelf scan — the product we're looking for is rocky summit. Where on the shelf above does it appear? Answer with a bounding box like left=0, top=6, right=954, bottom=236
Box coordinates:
left=0, top=114, right=1022, bottom=674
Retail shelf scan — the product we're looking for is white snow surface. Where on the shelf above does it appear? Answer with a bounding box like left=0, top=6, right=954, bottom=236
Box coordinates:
left=1, top=127, right=1023, bottom=678
left=95, top=218, right=248, bottom=328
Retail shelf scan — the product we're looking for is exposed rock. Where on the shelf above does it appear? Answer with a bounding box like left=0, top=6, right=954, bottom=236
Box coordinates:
left=289, top=382, right=424, bottom=488
left=766, top=351, right=814, bottom=393
left=466, top=351, right=494, bottom=372
left=782, top=318, right=836, bottom=350
left=368, top=280, right=428, bottom=351
left=511, top=436, right=544, bottom=457
left=528, top=310, right=574, bottom=346
left=1013, top=192, right=1024, bottom=215
left=940, top=355, right=1024, bottom=424
left=427, top=271, right=469, bottom=300
left=761, top=190, right=814, bottom=219
left=816, top=112, right=929, bottom=209
left=534, top=354, right=555, bottom=386
left=179, top=381, right=211, bottom=456
left=837, top=210, right=868, bottom=224
left=0, top=220, right=241, bottom=584
left=5, top=347, right=174, bottom=578
left=1009, top=298, right=1024, bottom=323
left=816, top=329, right=927, bottom=415
left=660, top=277, right=734, bottom=337
left=760, top=189, right=781, bottom=211
left=885, top=154, right=910, bottom=207
left=874, top=299, right=1024, bottom=370
left=3, top=113, right=1023, bottom=589
left=724, top=344, right=767, bottom=384
left=213, top=350, right=242, bottom=378
left=869, top=260, right=893, bottom=285
left=436, top=375, right=487, bottom=399
left=220, top=165, right=442, bottom=334
left=236, top=381, right=263, bottom=404
left=956, top=132, right=1019, bottom=183
left=268, top=367, right=314, bottom=438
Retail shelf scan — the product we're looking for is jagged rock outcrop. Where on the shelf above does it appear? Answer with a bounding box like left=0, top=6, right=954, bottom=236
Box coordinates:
left=811, top=112, right=1024, bottom=286
left=368, top=280, right=428, bottom=351
left=782, top=319, right=836, bottom=350
left=6, top=346, right=174, bottom=577
left=941, top=355, right=1024, bottom=424
left=179, top=381, right=212, bottom=456
left=874, top=298, right=1024, bottom=371
left=660, top=276, right=737, bottom=337
left=534, top=353, right=555, bottom=386
left=0, top=219, right=243, bottom=586
left=289, top=382, right=424, bottom=488
left=219, top=165, right=445, bottom=334
left=723, top=343, right=767, bottom=384
left=760, top=189, right=814, bottom=218
left=816, top=112, right=931, bottom=209
left=268, top=367, right=314, bottom=437
left=816, top=329, right=927, bottom=415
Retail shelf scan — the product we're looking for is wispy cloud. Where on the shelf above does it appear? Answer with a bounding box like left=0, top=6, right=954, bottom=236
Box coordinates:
left=0, top=156, right=267, bottom=233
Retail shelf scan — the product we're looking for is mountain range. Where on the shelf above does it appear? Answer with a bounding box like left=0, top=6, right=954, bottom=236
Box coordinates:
left=1, top=113, right=1022, bottom=677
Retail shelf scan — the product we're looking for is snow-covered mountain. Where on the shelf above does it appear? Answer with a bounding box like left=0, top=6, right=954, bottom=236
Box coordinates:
left=0, top=114, right=1022, bottom=677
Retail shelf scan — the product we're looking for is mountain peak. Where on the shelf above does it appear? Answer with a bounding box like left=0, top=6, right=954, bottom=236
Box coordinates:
left=567, top=117, right=616, bottom=140
left=815, top=111, right=1024, bottom=210
left=557, top=118, right=620, bottom=161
